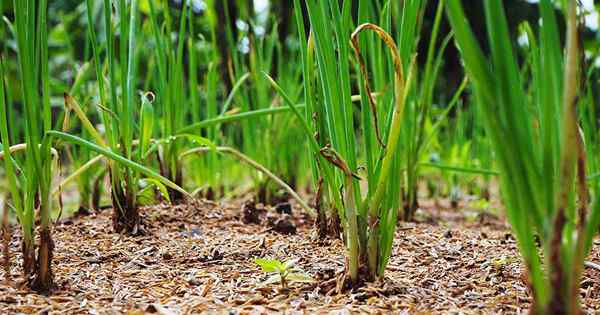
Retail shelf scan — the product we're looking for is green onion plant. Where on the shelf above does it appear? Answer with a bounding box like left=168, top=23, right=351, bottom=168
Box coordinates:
left=66, top=0, right=189, bottom=234
left=86, top=0, right=145, bottom=233
left=271, top=0, right=415, bottom=284
left=0, top=0, right=55, bottom=292
left=447, top=0, right=600, bottom=313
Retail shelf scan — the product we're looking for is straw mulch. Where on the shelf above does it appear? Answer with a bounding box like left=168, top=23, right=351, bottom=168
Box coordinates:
left=0, top=198, right=598, bottom=314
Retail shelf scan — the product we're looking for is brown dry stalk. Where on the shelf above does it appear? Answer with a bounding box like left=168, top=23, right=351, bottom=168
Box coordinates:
left=22, top=238, right=35, bottom=279
left=350, top=23, right=404, bottom=149
left=315, top=177, right=328, bottom=240
left=31, top=227, right=54, bottom=293
left=180, top=146, right=315, bottom=216
left=568, top=83, right=588, bottom=315
left=569, top=125, right=588, bottom=315
left=319, top=146, right=359, bottom=180
left=548, top=209, right=567, bottom=314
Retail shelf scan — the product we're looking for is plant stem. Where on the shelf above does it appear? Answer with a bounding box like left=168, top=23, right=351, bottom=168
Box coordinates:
left=351, top=23, right=409, bottom=279
left=551, top=1, right=581, bottom=313
left=180, top=146, right=315, bottom=216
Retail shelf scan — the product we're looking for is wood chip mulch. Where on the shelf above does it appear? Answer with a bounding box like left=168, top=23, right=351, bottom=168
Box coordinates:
left=0, top=199, right=598, bottom=314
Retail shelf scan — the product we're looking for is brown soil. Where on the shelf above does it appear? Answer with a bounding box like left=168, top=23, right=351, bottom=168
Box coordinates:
left=0, top=199, right=599, bottom=314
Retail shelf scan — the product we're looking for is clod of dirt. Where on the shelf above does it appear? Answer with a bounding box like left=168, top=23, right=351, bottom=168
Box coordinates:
left=201, top=248, right=224, bottom=263
left=267, top=214, right=297, bottom=235
left=275, top=202, right=292, bottom=215
left=241, top=200, right=264, bottom=224
left=161, top=251, right=173, bottom=260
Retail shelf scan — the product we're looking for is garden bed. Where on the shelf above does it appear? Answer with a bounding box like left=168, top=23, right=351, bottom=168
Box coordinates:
left=1, top=200, right=599, bottom=314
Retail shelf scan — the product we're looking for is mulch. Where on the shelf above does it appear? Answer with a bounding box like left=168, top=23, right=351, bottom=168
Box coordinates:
left=0, top=198, right=598, bottom=314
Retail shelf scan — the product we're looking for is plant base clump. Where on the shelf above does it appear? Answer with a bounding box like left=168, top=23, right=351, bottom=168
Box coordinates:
left=110, top=175, right=142, bottom=235
left=30, top=228, right=54, bottom=293
left=111, top=197, right=142, bottom=235
left=446, top=0, right=600, bottom=313
left=112, top=207, right=142, bottom=235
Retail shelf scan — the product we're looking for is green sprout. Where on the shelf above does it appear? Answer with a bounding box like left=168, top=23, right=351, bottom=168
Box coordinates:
left=254, top=258, right=314, bottom=289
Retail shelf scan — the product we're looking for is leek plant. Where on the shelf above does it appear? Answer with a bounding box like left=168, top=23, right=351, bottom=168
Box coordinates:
left=0, top=0, right=55, bottom=292
left=270, top=0, right=415, bottom=284
left=87, top=0, right=143, bottom=233
left=67, top=0, right=188, bottom=233
left=447, top=0, right=600, bottom=313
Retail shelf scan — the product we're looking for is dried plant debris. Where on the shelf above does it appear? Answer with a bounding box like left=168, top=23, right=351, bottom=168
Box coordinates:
left=267, top=213, right=297, bottom=235
left=0, top=200, right=597, bottom=314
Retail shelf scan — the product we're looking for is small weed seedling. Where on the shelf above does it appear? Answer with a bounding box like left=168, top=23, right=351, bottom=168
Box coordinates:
left=254, top=258, right=314, bottom=289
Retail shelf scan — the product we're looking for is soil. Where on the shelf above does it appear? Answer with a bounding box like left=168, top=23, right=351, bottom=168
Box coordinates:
left=0, top=198, right=599, bottom=314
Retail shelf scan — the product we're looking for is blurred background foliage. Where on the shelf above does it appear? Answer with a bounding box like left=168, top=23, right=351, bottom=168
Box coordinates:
left=2, top=0, right=599, bottom=107
left=0, top=0, right=599, bottom=205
